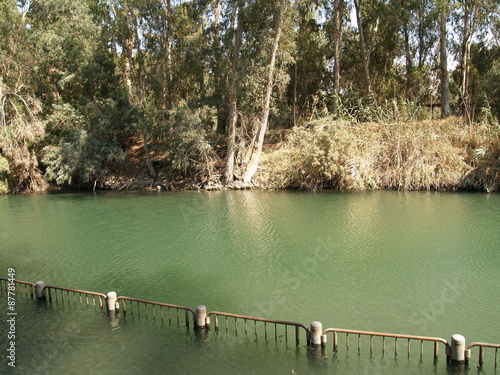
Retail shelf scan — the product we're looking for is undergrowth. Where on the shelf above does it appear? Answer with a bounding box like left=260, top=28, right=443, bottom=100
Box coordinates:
left=261, top=117, right=500, bottom=192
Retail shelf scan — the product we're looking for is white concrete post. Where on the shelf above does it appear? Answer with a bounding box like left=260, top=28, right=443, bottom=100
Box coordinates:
left=107, top=292, right=117, bottom=312
left=196, top=305, right=207, bottom=328
left=310, top=321, right=323, bottom=346
left=35, top=281, right=45, bottom=299
left=450, top=334, right=466, bottom=362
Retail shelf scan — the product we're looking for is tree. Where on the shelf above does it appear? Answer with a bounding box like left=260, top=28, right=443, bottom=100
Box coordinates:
left=224, top=0, right=244, bottom=183
left=439, top=0, right=451, bottom=117
left=30, top=0, right=133, bottom=188
left=0, top=0, right=46, bottom=193
left=332, top=0, right=344, bottom=114
left=242, top=0, right=286, bottom=184
left=353, top=0, right=372, bottom=95
left=109, top=0, right=157, bottom=178
left=291, top=0, right=327, bottom=121
left=455, top=0, right=498, bottom=120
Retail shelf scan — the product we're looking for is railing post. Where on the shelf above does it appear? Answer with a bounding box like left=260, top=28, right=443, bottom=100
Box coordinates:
left=310, top=321, right=323, bottom=346
left=196, top=305, right=207, bottom=328
left=450, top=334, right=466, bottom=362
left=478, top=346, right=484, bottom=365
left=35, top=281, right=46, bottom=299
left=107, top=291, right=117, bottom=312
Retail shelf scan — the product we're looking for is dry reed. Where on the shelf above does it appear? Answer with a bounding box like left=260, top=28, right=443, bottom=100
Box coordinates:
left=260, top=117, right=500, bottom=192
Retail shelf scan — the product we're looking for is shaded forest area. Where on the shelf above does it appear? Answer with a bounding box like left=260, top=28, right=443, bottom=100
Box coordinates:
left=1, top=0, right=499, bottom=194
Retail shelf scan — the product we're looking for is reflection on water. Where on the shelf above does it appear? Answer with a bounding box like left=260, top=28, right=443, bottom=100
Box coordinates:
left=0, top=190, right=499, bottom=374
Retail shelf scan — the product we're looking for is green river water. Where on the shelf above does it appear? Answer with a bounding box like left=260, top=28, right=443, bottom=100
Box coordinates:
left=0, top=190, right=499, bottom=374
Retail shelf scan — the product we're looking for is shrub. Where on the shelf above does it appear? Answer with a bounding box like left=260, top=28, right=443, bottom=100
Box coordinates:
left=0, top=154, right=10, bottom=194
left=155, top=105, right=216, bottom=179
left=263, top=117, right=499, bottom=191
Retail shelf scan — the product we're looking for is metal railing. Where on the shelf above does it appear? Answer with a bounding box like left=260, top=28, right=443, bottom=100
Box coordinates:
left=45, top=285, right=107, bottom=310
left=2, top=277, right=499, bottom=369
left=208, top=311, right=309, bottom=345
left=116, top=296, right=195, bottom=326
left=322, top=328, right=449, bottom=359
left=466, top=342, right=500, bottom=367
left=0, top=278, right=35, bottom=298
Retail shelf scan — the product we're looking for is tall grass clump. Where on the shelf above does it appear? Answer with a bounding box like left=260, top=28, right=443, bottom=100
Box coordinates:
left=263, top=116, right=500, bottom=191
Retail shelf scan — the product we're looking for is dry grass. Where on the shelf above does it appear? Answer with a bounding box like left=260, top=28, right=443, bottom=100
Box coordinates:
left=260, top=117, right=500, bottom=191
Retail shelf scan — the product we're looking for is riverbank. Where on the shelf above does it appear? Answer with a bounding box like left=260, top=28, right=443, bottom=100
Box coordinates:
left=92, top=117, right=499, bottom=193
left=260, top=117, right=500, bottom=192
left=11, top=116, right=499, bottom=195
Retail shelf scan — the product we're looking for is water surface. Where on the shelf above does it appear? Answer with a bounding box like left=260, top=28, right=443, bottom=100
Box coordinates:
left=0, top=190, right=499, bottom=374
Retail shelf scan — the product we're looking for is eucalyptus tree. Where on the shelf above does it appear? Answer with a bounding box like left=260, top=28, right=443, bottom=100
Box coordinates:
left=353, top=0, right=372, bottom=95
left=331, top=0, right=345, bottom=114
left=224, top=0, right=244, bottom=183
left=242, top=0, right=289, bottom=184
left=28, top=0, right=133, bottom=188
left=439, top=0, right=451, bottom=117
left=291, top=0, right=328, bottom=121
left=453, top=0, right=499, bottom=120
left=0, top=0, right=46, bottom=193
left=108, top=0, right=158, bottom=178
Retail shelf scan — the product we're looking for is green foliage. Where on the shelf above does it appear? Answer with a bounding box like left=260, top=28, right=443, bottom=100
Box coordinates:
left=1, top=0, right=499, bottom=192
left=289, top=0, right=328, bottom=120
left=42, top=128, right=126, bottom=186
left=29, top=0, right=101, bottom=110
left=42, top=104, right=128, bottom=186
left=156, top=104, right=216, bottom=178
left=334, top=94, right=431, bottom=123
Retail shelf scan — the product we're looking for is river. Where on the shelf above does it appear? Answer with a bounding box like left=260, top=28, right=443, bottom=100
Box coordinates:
left=0, top=190, right=499, bottom=374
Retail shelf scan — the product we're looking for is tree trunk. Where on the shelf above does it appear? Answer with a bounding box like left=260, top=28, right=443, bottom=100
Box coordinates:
left=460, top=0, right=473, bottom=118
left=224, top=2, right=244, bottom=183
left=213, top=0, right=226, bottom=135
left=242, top=0, right=284, bottom=185
left=127, top=7, right=157, bottom=179
left=135, top=32, right=157, bottom=179
left=439, top=0, right=450, bottom=118
left=403, top=24, right=413, bottom=100
left=333, top=0, right=343, bottom=115
left=161, top=0, right=173, bottom=110
left=353, top=0, right=371, bottom=95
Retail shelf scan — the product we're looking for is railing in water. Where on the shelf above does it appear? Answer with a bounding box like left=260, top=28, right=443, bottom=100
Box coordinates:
left=45, top=285, right=107, bottom=310
left=0, top=278, right=35, bottom=298
left=116, top=296, right=195, bottom=327
left=2, top=277, right=499, bottom=369
left=466, top=342, right=500, bottom=367
left=323, top=328, right=448, bottom=360
left=208, top=311, right=309, bottom=345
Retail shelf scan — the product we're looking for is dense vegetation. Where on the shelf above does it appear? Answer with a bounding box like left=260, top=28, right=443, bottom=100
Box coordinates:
left=1, top=0, right=499, bottom=194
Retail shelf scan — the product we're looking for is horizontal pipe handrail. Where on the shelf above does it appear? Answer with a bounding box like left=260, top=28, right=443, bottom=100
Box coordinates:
left=466, top=342, right=500, bottom=366
left=208, top=311, right=309, bottom=331
left=324, top=328, right=448, bottom=344
left=44, top=285, right=107, bottom=299
left=116, top=296, right=195, bottom=326
left=0, top=277, right=36, bottom=287
left=466, top=342, right=500, bottom=349
left=323, top=328, right=448, bottom=358
left=3, top=276, right=500, bottom=366
left=44, top=285, right=107, bottom=309
left=0, top=278, right=35, bottom=298
left=208, top=311, right=310, bottom=345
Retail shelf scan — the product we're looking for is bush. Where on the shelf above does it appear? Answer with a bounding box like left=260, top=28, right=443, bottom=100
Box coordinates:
left=155, top=105, right=216, bottom=179
left=263, top=117, right=499, bottom=191
left=0, top=154, right=10, bottom=194
left=42, top=104, right=127, bottom=186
